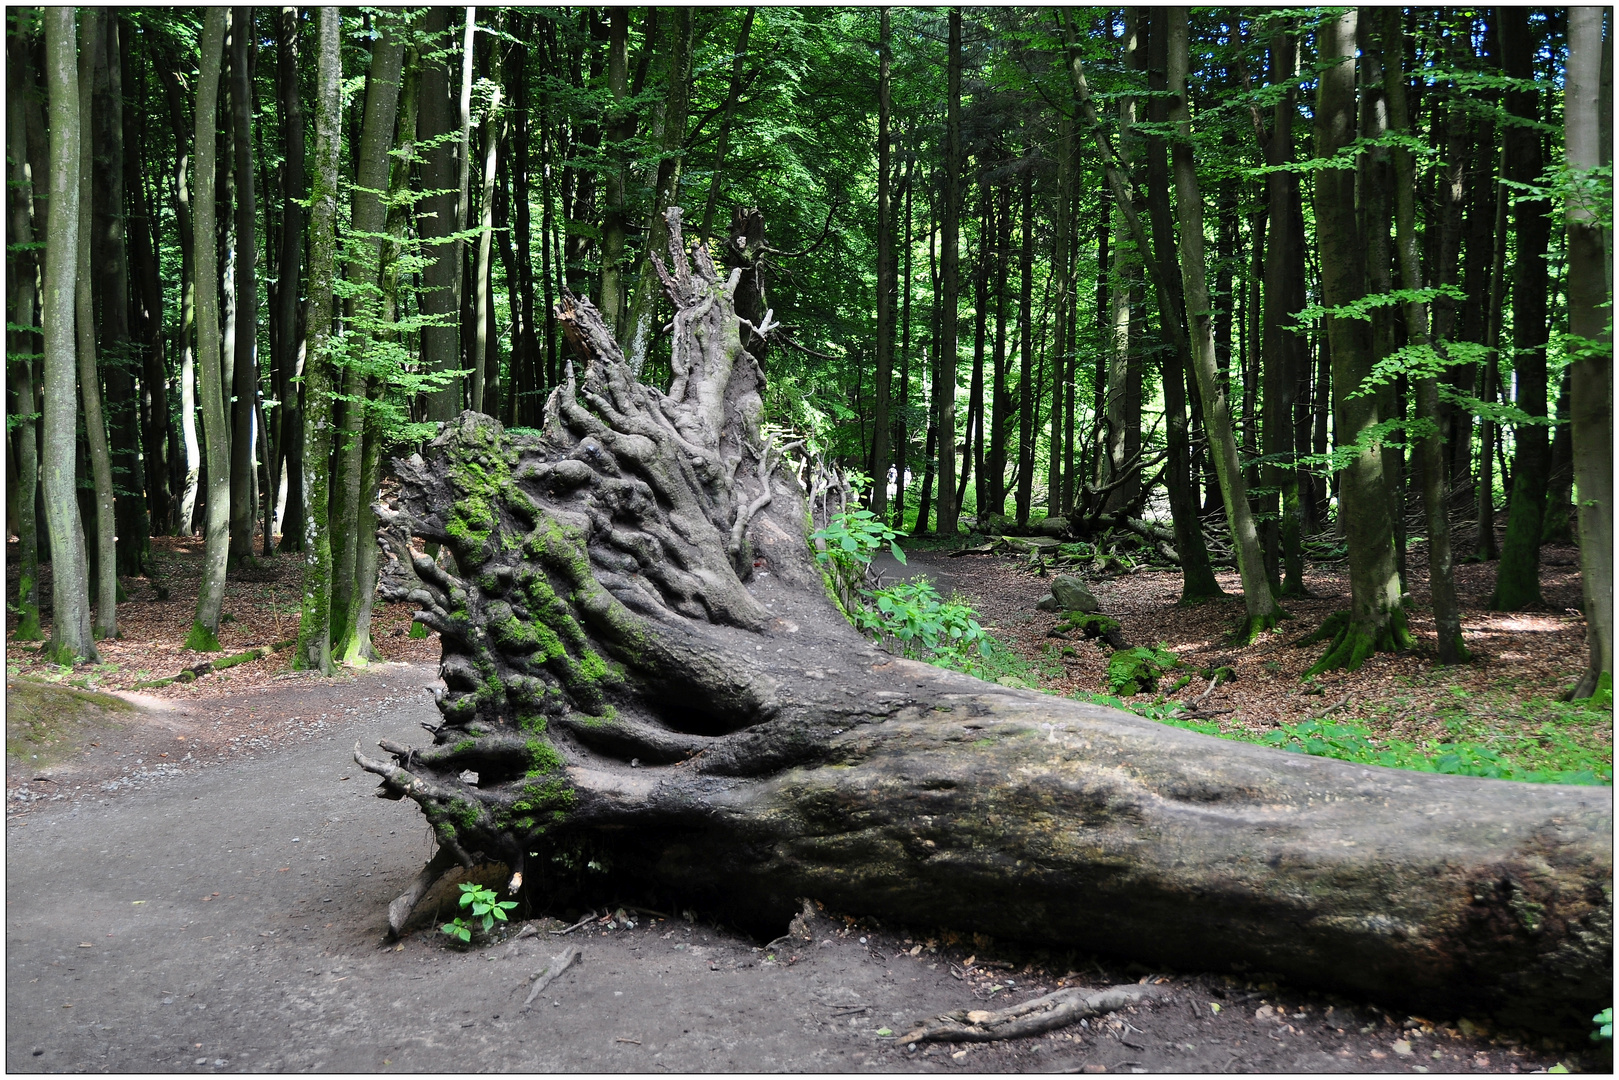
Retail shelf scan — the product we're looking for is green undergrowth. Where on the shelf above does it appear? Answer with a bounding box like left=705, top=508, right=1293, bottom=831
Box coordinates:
left=1069, top=688, right=1612, bottom=787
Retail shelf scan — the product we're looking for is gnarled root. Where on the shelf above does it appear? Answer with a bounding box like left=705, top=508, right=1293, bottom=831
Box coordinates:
left=1299, top=608, right=1414, bottom=675
left=385, top=844, right=459, bottom=939
left=897, top=984, right=1164, bottom=1044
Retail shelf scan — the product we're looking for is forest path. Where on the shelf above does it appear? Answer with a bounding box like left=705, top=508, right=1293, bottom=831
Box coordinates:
left=4, top=654, right=1579, bottom=1073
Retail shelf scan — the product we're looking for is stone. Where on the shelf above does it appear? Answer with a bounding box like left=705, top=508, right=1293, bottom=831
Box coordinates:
left=1034, top=516, right=1069, bottom=537
left=1050, top=574, right=1100, bottom=613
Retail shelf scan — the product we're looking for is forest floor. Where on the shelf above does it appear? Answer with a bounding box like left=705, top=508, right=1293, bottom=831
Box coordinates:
left=4, top=527, right=1611, bottom=1072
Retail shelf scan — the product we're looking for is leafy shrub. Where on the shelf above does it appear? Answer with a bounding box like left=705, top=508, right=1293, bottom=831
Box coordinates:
left=853, top=577, right=994, bottom=670
left=440, top=882, right=517, bottom=943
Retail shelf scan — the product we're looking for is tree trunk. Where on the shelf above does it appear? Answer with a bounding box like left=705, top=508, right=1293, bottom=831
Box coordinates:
left=155, top=54, right=202, bottom=538
left=417, top=7, right=462, bottom=425
left=986, top=168, right=1012, bottom=519
left=1014, top=163, right=1034, bottom=527
left=697, top=9, right=755, bottom=249
left=360, top=206, right=1612, bottom=1044
left=7, top=57, right=43, bottom=640
left=1166, top=8, right=1277, bottom=638
left=470, top=83, right=503, bottom=416
left=76, top=8, right=118, bottom=642
left=331, top=12, right=405, bottom=667
left=275, top=6, right=306, bottom=553
left=228, top=7, right=259, bottom=565
left=870, top=8, right=893, bottom=521
left=1259, top=23, right=1308, bottom=598
left=1310, top=9, right=1410, bottom=674
left=185, top=9, right=230, bottom=653
left=1381, top=7, right=1466, bottom=665
left=935, top=10, right=962, bottom=538
left=1565, top=5, right=1613, bottom=702
left=597, top=8, right=630, bottom=337
left=894, top=146, right=915, bottom=529
left=1476, top=165, right=1511, bottom=562
left=1045, top=107, right=1070, bottom=529
left=41, top=7, right=98, bottom=665
left=623, top=9, right=694, bottom=377
left=292, top=6, right=342, bottom=675
left=1491, top=8, right=1554, bottom=611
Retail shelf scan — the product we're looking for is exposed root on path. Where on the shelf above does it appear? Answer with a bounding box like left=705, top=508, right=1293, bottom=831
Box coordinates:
left=520, top=946, right=582, bottom=1010
left=896, top=983, right=1164, bottom=1044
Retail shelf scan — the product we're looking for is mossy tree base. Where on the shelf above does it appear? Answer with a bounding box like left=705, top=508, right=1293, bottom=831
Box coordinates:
left=1300, top=608, right=1415, bottom=676
left=183, top=621, right=223, bottom=653
left=1228, top=608, right=1287, bottom=648
left=356, top=208, right=1610, bottom=1039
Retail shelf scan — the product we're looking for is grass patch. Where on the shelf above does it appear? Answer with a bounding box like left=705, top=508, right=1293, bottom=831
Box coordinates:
left=6, top=678, right=136, bottom=767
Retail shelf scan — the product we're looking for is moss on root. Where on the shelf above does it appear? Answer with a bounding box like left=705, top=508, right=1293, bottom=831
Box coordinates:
left=1303, top=607, right=1414, bottom=677
left=183, top=621, right=222, bottom=653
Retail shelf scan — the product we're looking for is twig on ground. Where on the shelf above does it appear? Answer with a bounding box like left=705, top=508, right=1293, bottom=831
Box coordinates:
left=896, top=983, right=1163, bottom=1044
left=549, top=913, right=597, bottom=936
left=1308, top=693, right=1352, bottom=721
left=129, top=638, right=298, bottom=690
left=520, top=945, right=582, bottom=1010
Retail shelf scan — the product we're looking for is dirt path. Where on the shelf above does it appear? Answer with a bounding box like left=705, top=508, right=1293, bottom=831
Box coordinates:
left=4, top=659, right=1587, bottom=1073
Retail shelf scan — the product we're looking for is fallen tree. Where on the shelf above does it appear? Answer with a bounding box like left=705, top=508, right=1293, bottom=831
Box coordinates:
left=359, top=208, right=1611, bottom=1039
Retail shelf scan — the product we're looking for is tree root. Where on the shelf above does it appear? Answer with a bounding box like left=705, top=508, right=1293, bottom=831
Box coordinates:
left=385, top=845, right=460, bottom=939
left=1301, top=607, right=1414, bottom=676
left=131, top=638, right=298, bottom=689
left=520, top=945, right=582, bottom=1010
left=1227, top=610, right=1285, bottom=648
left=896, top=983, right=1164, bottom=1044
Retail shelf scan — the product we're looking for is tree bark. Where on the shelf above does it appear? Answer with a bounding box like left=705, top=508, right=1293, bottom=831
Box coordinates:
left=417, top=7, right=462, bottom=424
left=1310, top=9, right=1410, bottom=673
left=597, top=8, right=630, bottom=337
left=292, top=6, right=342, bottom=675
left=1014, top=163, right=1034, bottom=527
left=76, top=8, right=118, bottom=642
left=1565, top=6, right=1613, bottom=702
left=1166, top=9, right=1277, bottom=638
left=470, top=83, right=503, bottom=416
left=41, top=7, right=97, bottom=665
left=360, top=206, right=1612, bottom=1043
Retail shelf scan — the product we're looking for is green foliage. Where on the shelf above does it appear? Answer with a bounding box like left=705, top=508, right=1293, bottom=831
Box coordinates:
left=1592, top=1007, right=1613, bottom=1042
left=852, top=578, right=996, bottom=671
left=809, top=475, right=908, bottom=577
left=440, top=882, right=517, bottom=943
left=1106, top=644, right=1180, bottom=696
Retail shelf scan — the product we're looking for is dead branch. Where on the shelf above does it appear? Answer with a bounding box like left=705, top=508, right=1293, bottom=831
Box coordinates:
left=897, top=983, right=1163, bottom=1044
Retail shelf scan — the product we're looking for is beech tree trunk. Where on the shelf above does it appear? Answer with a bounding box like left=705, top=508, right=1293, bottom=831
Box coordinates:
left=360, top=207, right=1610, bottom=1042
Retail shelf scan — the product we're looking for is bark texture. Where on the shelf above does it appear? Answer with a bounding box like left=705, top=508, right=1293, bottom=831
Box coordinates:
left=360, top=207, right=1611, bottom=1040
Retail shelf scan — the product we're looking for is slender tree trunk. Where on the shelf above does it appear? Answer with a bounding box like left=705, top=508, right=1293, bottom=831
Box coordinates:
left=332, top=12, right=406, bottom=667
left=276, top=6, right=306, bottom=553
left=1381, top=7, right=1466, bottom=664
left=894, top=147, right=915, bottom=529
left=698, top=9, right=756, bottom=248
left=185, top=9, right=231, bottom=653
left=470, top=83, right=503, bottom=415
left=41, top=7, right=97, bottom=664
left=1309, top=8, right=1411, bottom=673
left=1045, top=109, right=1071, bottom=527
left=1490, top=10, right=1555, bottom=610
left=156, top=57, right=202, bottom=538
left=1014, top=164, right=1035, bottom=526
left=623, top=9, right=694, bottom=376
left=293, top=6, right=342, bottom=675
left=1166, top=8, right=1277, bottom=636
left=598, top=8, right=631, bottom=335
left=918, top=190, right=940, bottom=533
left=227, top=7, right=259, bottom=565
left=936, top=10, right=962, bottom=537
left=987, top=170, right=1012, bottom=518
left=1565, top=5, right=1614, bottom=701
left=870, top=8, right=894, bottom=520
left=454, top=7, right=475, bottom=316
left=958, top=175, right=989, bottom=518
left=1260, top=25, right=1308, bottom=598
left=417, top=7, right=461, bottom=424
left=122, top=16, right=171, bottom=540
left=1476, top=168, right=1510, bottom=561
left=508, top=22, right=542, bottom=424
left=90, top=13, right=146, bottom=578
left=6, top=59, right=43, bottom=640
left=75, top=9, right=118, bottom=641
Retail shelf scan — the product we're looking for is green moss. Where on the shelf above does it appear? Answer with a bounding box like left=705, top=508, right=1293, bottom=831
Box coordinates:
left=526, top=738, right=564, bottom=774
left=451, top=739, right=476, bottom=755
left=450, top=798, right=481, bottom=830
left=183, top=621, right=222, bottom=653
left=512, top=776, right=576, bottom=816
left=518, top=714, right=549, bottom=734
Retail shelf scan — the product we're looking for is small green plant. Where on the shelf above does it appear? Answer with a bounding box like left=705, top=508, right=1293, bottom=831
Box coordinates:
left=1107, top=644, right=1181, bottom=696
left=1592, top=1007, right=1613, bottom=1042
left=809, top=479, right=907, bottom=577
left=854, top=578, right=993, bottom=666
left=440, top=882, right=517, bottom=943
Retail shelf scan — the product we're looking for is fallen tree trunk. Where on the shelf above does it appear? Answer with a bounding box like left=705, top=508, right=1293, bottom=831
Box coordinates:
left=360, top=207, right=1610, bottom=1040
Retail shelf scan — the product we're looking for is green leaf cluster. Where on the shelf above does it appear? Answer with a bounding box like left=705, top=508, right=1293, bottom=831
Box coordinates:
left=440, top=882, right=518, bottom=943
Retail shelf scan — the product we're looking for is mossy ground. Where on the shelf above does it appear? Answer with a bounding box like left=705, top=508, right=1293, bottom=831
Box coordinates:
left=6, top=677, right=134, bottom=767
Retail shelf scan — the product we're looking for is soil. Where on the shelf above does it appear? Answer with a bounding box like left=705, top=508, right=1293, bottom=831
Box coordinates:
left=4, top=536, right=1607, bottom=1072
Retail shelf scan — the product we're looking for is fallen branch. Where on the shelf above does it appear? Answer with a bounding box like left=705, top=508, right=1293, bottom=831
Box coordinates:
left=131, top=639, right=298, bottom=690
left=548, top=913, right=596, bottom=937
left=520, top=945, right=582, bottom=1010
left=897, top=983, right=1163, bottom=1044
left=1308, top=693, right=1352, bottom=721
